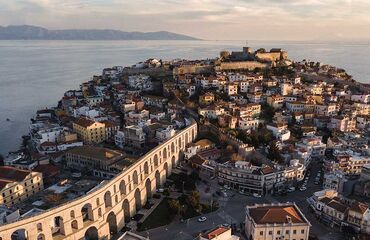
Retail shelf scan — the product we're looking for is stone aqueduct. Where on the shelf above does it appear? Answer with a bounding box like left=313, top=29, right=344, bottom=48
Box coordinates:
left=0, top=123, right=198, bottom=240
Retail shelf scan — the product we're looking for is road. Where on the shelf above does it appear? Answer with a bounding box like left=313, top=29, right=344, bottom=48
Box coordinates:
left=142, top=162, right=345, bottom=240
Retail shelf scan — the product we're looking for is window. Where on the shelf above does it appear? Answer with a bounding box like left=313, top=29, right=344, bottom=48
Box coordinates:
left=293, top=230, right=297, bottom=234
left=286, top=230, right=289, bottom=234
left=269, top=231, right=272, bottom=235
left=277, top=230, right=281, bottom=235
left=260, top=231, right=263, bottom=236
left=301, top=229, right=304, bottom=234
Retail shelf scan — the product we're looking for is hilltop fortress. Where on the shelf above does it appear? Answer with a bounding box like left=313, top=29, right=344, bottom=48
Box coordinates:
left=173, top=46, right=289, bottom=75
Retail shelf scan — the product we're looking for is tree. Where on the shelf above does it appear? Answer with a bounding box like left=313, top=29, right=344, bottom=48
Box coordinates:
left=267, top=141, right=283, bottom=163
left=163, top=189, right=170, bottom=197
left=0, top=154, right=4, bottom=166
left=187, top=190, right=201, bottom=209
left=261, top=104, right=275, bottom=123
left=168, top=199, right=181, bottom=215
left=212, top=200, right=219, bottom=210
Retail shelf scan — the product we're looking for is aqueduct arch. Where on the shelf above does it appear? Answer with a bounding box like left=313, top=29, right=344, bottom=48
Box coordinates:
left=0, top=123, right=197, bottom=240
left=84, top=226, right=99, bottom=240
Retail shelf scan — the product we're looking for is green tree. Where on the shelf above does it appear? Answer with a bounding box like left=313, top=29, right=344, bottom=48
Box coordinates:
left=187, top=190, right=201, bottom=209
left=168, top=199, right=181, bottom=215
left=261, top=104, right=275, bottom=123
left=267, top=141, right=283, bottom=163
left=163, top=189, right=170, bottom=197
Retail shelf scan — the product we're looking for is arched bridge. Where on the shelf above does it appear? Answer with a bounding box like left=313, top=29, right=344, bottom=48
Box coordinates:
left=0, top=123, right=198, bottom=240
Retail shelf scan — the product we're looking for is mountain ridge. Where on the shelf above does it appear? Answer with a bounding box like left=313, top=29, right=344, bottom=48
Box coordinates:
left=0, top=25, right=200, bottom=40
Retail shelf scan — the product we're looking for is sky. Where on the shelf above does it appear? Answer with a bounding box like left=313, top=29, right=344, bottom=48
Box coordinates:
left=1, top=0, right=370, bottom=41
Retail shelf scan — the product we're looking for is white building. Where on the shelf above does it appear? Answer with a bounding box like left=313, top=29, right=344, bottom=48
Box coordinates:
left=156, top=126, right=176, bottom=142
left=33, top=126, right=68, bottom=145
left=351, top=94, right=369, bottom=103
left=323, top=171, right=346, bottom=193
left=115, top=131, right=125, bottom=149
left=245, top=203, right=311, bottom=240
left=128, top=74, right=152, bottom=91
left=86, top=96, right=104, bottom=107
left=238, top=118, right=262, bottom=130
left=266, top=123, right=291, bottom=141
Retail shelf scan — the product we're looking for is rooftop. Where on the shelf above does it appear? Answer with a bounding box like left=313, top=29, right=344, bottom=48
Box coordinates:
left=67, top=146, right=123, bottom=161
left=0, top=166, right=32, bottom=183
left=248, top=203, right=308, bottom=225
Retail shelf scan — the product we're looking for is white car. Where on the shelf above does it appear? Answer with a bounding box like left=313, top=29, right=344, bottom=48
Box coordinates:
left=287, top=187, right=296, bottom=192
left=253, top=193, right=262, bottom=198
left=221, top=223, right=231, bottom=228
left=198, top=217, right=207, bottom=222
left=156, top=188, right=164, bottom=193
left=300, top=187, right=307, bottom=191
left=223, top=185, right=231, bottom=190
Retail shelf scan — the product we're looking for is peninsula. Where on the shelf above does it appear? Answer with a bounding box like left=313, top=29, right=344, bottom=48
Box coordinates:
left=1, top=46, right=369, bottom=240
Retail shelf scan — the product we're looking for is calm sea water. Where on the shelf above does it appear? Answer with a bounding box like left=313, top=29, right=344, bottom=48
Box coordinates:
left=0, top=40, right=370, bottom=154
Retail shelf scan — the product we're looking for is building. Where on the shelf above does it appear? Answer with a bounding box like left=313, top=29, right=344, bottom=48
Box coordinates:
left=226, top=83, right=238, bottom=96
left=323, top=171, right=347, bottom=193
left=347, top=201, right=369, bottom=234
left=72, top=118, right=107, bottom=144
left=128, top=74, right=152, bottom=90
left=199, top=92, right=215, bottom=105
left=102, top=120, right=120, bottom=140
left=245, top=203, right=311, bottom=240
left=266, top=123, right=291, bottom=141
left=0, top=166, right=43, bottom=207
left=184, top=139, right=216, bottom=160
left=267, top=95, right=284, bottom=109
left=66, top=146, right=125, bottom=177
left=218, top=161, right=281, bottom=195
left=296, top=136, right=326, bottom=157
left=320, top=197, right=348, bottom=228
left=330, top=116, right=356, bottom=132
left=125, top=110, right=150, bottom=125
left=122, top=125, right=146, bottom=148
left=198, top=226, right=239, bottom=240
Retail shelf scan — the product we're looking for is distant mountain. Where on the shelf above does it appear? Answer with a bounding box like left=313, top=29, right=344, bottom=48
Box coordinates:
left=0, top=25, right=200, bottom=40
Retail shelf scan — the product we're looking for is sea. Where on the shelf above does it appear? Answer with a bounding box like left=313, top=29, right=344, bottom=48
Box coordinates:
left=0, top=40, right=370, bottom=155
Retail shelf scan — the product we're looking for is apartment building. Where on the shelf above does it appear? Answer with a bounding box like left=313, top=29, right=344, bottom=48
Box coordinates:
left=245, top=203, right=311, bottom=240
left=0, top=166, right=43, bottom=207
left=122, top=125, right=146, bottom=148
left=72, top=117, right=107, bottom=144
left=66, top=146, right=124, bottom=177
left=218, top=161, right=282, bottom=195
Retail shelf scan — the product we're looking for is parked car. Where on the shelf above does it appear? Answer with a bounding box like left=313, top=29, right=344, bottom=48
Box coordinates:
left=223, top=185, right=231, bottom=190
left=156, top=188, right=164, bottom=193
left=253, top=193, right=262, bottom=198
left=287, top=187, right=296, bottom=192
left=198, top=216, right=207, bottom=222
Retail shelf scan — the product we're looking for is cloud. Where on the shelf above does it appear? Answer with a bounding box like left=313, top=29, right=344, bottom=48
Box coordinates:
left=0, top=0, right=370, bottom=40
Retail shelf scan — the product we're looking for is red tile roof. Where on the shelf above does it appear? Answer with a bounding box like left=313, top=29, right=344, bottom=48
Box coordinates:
left=249, top=205, right=305, bottom=224
left=0, top=166, right=31, bottom=183
left=203, top=227, right=229, bottom=239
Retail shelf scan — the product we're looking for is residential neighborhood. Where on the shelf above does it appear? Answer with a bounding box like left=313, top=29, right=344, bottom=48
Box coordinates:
left=0, top=46, right=369, bottom=240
